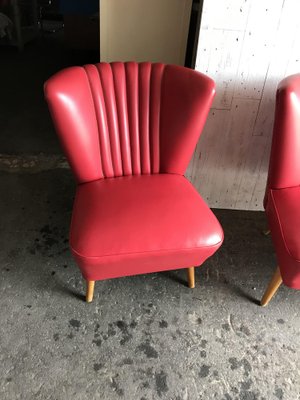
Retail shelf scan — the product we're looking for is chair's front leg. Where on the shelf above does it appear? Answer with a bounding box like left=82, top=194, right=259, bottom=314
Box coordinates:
left=187, top=267, right=195, bottom=288
left=260, top=266, right=282, bottom=306
left=86, top=280, right=95, bottom=303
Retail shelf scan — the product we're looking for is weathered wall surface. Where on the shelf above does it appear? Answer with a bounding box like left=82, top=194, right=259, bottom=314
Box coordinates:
left=188, top=0, right=300, bottom=210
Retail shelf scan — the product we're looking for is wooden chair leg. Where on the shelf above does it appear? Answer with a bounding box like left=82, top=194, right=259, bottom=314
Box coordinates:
left=187, top=267, right=195, bottom=288
left=86, top=280, right=95, bottom=303
left=260, top=266, right=282, bottom=307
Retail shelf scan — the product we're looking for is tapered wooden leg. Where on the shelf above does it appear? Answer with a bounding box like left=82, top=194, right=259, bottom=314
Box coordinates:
left=260, top=266, right=282, bottom=307
left=86, top=280, right=95, bottom=303
left=187, top=267, right=195, bottom=288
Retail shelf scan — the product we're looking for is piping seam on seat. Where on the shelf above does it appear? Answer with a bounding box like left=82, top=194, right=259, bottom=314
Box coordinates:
left=269, top=189, right=300, bottom=262
left=69, top=240, right=223, bottom=260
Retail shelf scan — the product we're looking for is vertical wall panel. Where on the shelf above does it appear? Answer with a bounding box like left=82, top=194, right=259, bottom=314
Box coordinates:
left=191, top=0, right=300, bottom=210
left=197, top=28, right=244, bottom=109
left=187, top=108, right=231, bottom=206
left=100, top=0, right=192, bottom=65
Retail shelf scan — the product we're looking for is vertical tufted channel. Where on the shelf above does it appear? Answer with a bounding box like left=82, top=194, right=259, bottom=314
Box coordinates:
left=125, top=62, right=141, bottom=175
left=149, top=63, right=165, bottom=174
left=83, top=64, right=112, bottom=178
left=110, top=63, right=133, bottom=176
left=84, top=62, right=166, bottom=178
left=138, top=63, right=151, bottom=174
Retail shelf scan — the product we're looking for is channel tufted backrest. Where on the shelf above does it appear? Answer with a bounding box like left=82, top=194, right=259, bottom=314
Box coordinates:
left=44, top=62, right=215, bottom=183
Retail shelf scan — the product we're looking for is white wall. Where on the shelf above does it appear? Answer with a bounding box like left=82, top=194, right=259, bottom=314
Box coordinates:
left=187, top=0, right=300, bottom=210
left=100, top=0, right=192, bottom=65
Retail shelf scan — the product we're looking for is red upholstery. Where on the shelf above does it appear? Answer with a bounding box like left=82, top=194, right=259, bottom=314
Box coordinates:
left=265, top=74, right=300, bottom=289
left=44, top=62, right=223, bottom=282
left=70, top=174, right=223, bottom=281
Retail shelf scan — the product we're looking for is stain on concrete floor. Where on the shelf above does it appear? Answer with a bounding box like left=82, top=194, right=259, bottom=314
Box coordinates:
left=0, top=170, right=299, bottom=400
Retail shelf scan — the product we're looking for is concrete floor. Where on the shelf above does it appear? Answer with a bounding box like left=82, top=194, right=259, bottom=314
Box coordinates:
left=0, top=168, right=299, bottom=400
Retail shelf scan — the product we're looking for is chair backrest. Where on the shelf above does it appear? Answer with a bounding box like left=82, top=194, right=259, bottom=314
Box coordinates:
left=44, top=62, right=215, bottom=183
left=266, top=74, right=300, bottom=194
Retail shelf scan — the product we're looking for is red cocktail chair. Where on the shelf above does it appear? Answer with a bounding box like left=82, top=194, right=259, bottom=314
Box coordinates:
left=261, top=74, right=300, bottom=306
left=44, top=62, right=223, bottom=302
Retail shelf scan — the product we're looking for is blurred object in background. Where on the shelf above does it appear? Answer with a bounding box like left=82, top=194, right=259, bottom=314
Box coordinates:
left=60, top=0, right=99, bottom=51
left=38, top=0, right=63, bottom=34
left=0, top=0, right=39, bottom=51
left=0, top=11, right=13, bottom=39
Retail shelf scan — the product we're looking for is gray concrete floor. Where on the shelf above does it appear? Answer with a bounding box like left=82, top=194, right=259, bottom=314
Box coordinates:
left=0, top=168, right=299, bottom=400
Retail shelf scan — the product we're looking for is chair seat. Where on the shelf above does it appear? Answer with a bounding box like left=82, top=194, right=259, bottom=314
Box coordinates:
left=269, top=187, right=300, bottom=261
left=70, top=174, right=223, bottom=281
left=266, top=186, right=300, bottom=289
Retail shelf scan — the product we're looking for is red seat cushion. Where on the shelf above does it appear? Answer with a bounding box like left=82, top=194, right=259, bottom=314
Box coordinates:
left=70, top=174, right=223, bottom=281
left=269, top=187, right=300, bottom=261
left=266, top=186, right=300, bottom=288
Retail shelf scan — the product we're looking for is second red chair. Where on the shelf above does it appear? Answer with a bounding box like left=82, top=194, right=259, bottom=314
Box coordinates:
left=261, top=74, right=300, bottom=306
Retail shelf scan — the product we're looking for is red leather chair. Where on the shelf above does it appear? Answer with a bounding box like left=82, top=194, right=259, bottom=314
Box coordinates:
left=44, top=62, right=223, bottom=302
left=261, top=74, right=300, bottom=306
